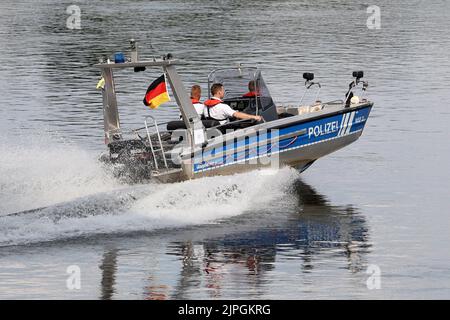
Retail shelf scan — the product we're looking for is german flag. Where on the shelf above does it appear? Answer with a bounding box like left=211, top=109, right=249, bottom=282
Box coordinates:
left=143, top=74, right=170, bottom=109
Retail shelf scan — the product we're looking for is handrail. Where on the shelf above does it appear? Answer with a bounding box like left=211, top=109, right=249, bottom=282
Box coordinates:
left=299, top=82, right=322, bottom=106
left=132, top=120, right=172, bottom=134
left=345, top=80, right=369, bottom=106
left=144, top=119, right=159, bottom=170
left=144, top=116, right=168, bottom=170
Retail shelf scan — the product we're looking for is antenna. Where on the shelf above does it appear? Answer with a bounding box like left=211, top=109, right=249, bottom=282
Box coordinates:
left=130, top=39, right=146, bottom=72
left=237, top=63, right=243, bottom=77
left=130, top=39, right=138, bottom=62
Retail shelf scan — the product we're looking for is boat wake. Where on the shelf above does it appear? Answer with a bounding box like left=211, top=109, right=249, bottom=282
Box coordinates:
left=0, top=134, right=121, bottom=216
left=0, top=135, right=300, bottom=247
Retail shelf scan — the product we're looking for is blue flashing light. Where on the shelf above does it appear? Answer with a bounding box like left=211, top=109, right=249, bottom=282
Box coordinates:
left=114, top=52, right=125, bottom=63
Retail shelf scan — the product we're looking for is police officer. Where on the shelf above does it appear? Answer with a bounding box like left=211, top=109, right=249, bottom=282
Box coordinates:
left=242, top=80, right=258, bottom=97
left=203, top=83, right=262, bottom=124
left=190, top=85, right=205, bottom=116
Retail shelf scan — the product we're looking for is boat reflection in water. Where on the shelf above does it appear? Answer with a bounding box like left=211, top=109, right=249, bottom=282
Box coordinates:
left=99, top=248, right=118, bottom=300
left=98, top=179, right=371, bottom=300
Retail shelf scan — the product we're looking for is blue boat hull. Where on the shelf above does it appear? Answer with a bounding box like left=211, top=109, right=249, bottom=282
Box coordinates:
left=188, top=103, right=373, bottom=178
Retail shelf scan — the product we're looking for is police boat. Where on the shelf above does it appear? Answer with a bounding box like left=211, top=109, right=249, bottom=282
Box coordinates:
left=96, top=41, right=373, bottom=183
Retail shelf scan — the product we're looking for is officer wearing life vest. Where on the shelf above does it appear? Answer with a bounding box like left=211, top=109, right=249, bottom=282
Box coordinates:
left=242, top=80, right=258, bottom=98
left=203, top=83, right=263, bottom=124
left=190, top=85, right=205, bottom=116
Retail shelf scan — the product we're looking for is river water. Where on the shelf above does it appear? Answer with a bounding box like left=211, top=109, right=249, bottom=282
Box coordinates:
left=0, top=0, right=449, bottom=299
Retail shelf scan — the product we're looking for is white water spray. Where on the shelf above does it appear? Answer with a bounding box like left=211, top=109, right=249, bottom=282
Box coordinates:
left=0, top=133, right=300, bottom=247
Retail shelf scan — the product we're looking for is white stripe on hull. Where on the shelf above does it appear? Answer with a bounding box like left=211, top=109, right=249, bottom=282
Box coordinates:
left=344, top=111, right=355, bottom=135
left=338, top=111, right=356, bottom=137
left=338, top=112, right=349, bottom=136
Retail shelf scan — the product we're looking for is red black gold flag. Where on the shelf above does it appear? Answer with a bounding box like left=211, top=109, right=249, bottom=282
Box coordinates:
left=143, top=74, right=170, bottom=109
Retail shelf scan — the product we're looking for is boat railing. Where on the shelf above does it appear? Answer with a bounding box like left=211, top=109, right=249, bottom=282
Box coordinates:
left=144, top=115, right=168, bottom=170
left=131, top=120, right=171, bottom=136
left=322, top=100, right=344, bottom=107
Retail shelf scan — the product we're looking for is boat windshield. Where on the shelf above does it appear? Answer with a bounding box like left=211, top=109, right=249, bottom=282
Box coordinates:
left=208, top=67, right=272, bottom=99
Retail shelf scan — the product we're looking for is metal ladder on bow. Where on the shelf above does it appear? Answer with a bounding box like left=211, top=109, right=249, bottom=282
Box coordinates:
left=144, top=116, right=168, bottom=171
